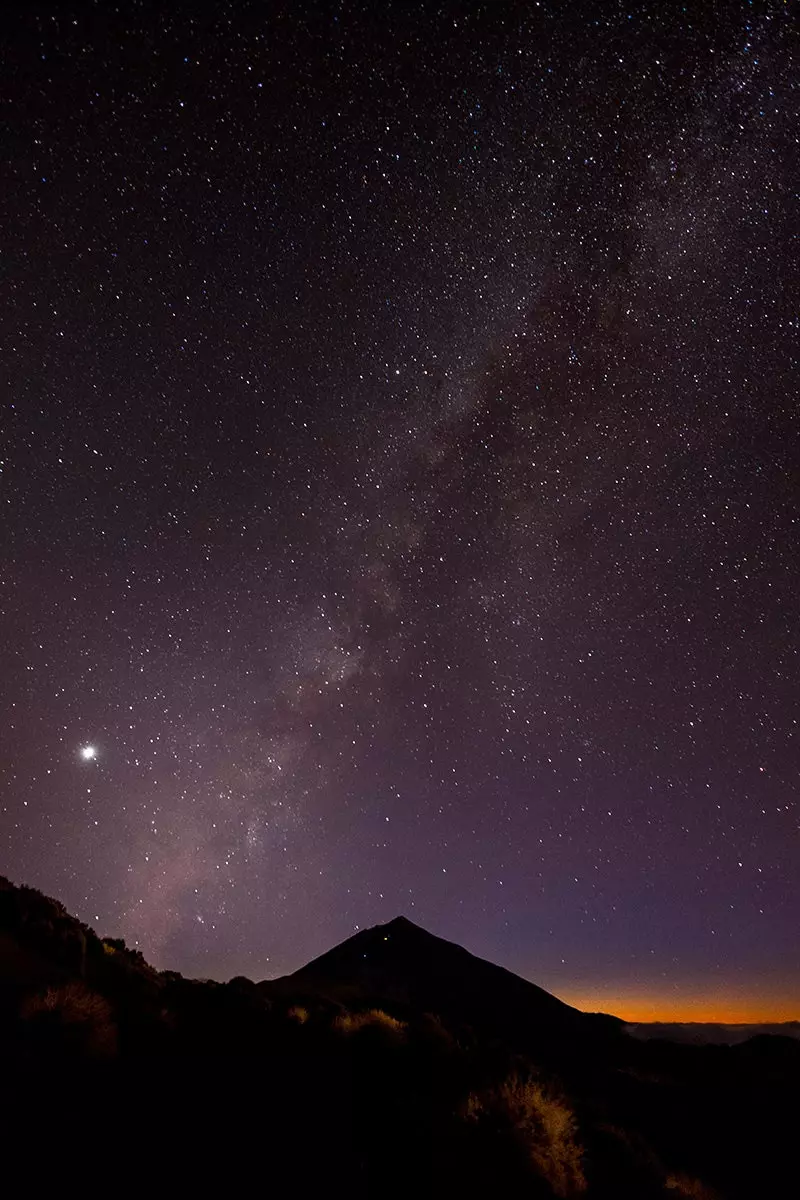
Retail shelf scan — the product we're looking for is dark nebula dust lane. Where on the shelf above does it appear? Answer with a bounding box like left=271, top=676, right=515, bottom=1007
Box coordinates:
left=1, top=1, right=797, bottom=1018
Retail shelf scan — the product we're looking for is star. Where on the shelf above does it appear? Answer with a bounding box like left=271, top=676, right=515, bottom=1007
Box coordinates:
left=80, top=745, right=97, bottom=761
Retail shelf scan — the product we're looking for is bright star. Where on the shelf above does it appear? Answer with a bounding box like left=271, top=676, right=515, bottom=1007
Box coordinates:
left=80, top=745, right=97, bottom=761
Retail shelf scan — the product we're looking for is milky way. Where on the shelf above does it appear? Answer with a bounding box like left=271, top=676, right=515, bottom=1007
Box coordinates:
left=2, top=1, right=797, bottom=1018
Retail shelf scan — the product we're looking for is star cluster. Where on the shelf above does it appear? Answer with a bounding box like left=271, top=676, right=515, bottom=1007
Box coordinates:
left=1, top=1, right=796, bottom=1018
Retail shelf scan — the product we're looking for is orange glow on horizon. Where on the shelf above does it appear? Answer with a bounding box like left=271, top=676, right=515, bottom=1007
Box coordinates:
left=556, top=988, right=799, bottom=1024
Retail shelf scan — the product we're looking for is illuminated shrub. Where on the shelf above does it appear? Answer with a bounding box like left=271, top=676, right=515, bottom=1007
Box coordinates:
left=665, top=1173, right=720, bottom=1199
left=333, top=1008, right=406, bottom=1037
left=466, top=1071, right=586, bottom=1197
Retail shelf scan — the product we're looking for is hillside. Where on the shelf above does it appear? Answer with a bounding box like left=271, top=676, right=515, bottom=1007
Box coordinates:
left=0, top=875, right=797, bottom=1199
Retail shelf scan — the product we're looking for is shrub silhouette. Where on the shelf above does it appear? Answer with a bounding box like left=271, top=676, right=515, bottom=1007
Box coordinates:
left=665, top=1173, right=720, bottom=1199
left=333, top=1008, right=406, bottom=1037
left=466, top=1071, right=586, bottom=1197
left=21, top=981, right=117, bottom=1057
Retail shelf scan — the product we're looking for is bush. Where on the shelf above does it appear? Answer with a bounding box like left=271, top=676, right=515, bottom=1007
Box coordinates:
left=665, top=1173, right=720, bottom=1199
left=21, top=981, right=117, bottom=1058
left=466, top=1071, right=586, bottom=1197
left=333, top=1008, right=406, bottom=1037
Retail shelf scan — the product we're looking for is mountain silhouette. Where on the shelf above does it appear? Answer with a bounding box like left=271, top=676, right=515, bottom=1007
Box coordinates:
left=273, top=914, right=623, bottom=1056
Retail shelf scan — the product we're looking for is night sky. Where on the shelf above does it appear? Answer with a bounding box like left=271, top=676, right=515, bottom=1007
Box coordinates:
left=2, top=1, right=797, bottom=1021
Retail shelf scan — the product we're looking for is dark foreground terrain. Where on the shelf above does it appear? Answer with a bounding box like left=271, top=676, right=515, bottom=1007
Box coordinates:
left=1, top=876, right=796, bottom=1198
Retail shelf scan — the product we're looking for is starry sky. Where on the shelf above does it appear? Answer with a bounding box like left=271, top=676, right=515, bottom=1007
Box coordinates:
left=2, top=1, right=797, bottom=1021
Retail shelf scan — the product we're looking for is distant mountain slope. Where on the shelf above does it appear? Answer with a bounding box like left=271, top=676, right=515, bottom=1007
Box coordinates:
left=272, top=914, right=623, bottom=1052
left=625, top=1021, right=800, bottom=1045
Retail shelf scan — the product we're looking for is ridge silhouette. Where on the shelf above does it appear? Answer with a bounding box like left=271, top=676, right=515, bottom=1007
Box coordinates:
left=273, top=914, right=623, bottom=1053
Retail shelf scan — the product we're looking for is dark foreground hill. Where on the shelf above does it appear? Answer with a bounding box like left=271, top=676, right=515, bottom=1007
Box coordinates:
left=1, top=876, right=797, bottom=1200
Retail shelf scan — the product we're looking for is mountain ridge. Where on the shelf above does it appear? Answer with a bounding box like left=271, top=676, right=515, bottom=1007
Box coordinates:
left=269, top=911, right=624, bottom=1053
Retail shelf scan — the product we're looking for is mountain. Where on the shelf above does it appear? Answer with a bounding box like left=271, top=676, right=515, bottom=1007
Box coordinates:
left=1, top=874, right=798, bottom=1200
left=626, top=1020, right=800, bottom=1046
left=272, top=914, right=623, bottom=1055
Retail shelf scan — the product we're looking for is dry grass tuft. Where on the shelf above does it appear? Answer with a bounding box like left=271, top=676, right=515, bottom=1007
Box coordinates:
left=333, top=1008, right=406, bottom=1036
left=467, top=1072, right=586, bottom=1197
left=22, top=981, right=117, bottom=1056
left=665, top=1173, right=720, bottom=1199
